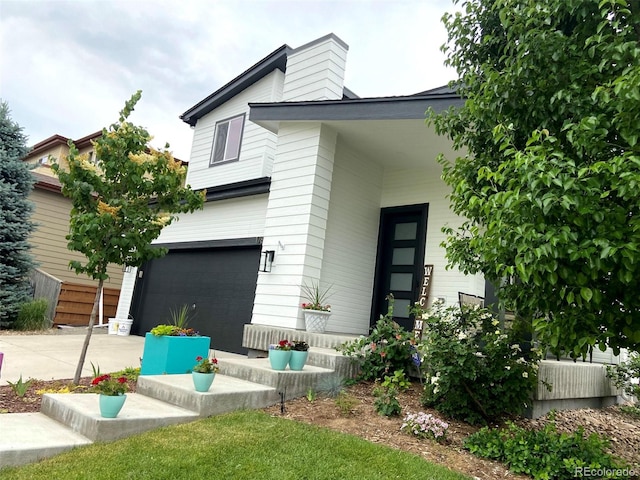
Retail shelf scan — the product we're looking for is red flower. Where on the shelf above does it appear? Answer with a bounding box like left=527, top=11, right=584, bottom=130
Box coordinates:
left=91, top=374, right=110, bottom=385
left=117, top=377, right=127, bottom=384
left=196, top=356, right=203, bottom=361
left=212, top=358, right=218, bottom=364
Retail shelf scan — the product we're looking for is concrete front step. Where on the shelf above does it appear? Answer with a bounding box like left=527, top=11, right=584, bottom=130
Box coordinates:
left=0, top=413, right=92, bottom=468
left=137, top=374, right=280, bottom=416
left=218, top=356, right=337, bottom=399
left=41, top=393, right=198, bottom=442
left=243, top=323, right=360, bottom=351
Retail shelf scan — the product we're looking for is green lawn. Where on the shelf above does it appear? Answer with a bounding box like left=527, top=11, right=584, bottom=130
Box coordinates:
left=0, top=411, right=469, bottom=479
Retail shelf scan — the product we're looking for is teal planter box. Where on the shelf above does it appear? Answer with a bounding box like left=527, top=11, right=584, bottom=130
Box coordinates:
left=140, top=333, right=211, bottom=375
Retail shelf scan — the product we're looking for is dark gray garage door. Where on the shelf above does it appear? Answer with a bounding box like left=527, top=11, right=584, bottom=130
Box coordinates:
left=130, top=243, right=261, bottom=354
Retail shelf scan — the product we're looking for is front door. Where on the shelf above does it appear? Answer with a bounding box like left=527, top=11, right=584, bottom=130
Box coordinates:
left=371, top=204, right=428, bottom=331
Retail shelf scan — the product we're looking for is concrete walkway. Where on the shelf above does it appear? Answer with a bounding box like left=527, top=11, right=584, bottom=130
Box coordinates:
left=0, top=329, right=145, bottom=386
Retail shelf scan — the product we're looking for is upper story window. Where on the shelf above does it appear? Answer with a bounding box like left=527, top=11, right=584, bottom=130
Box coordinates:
left=210, top=114, right=245, bottom=166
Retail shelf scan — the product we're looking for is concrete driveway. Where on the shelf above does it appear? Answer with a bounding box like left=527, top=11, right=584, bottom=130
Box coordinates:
left=0, top=329, right=145, bottom=386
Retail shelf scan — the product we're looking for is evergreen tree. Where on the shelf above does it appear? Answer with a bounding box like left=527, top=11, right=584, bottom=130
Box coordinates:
left=0, top=101, right=36, bottom=327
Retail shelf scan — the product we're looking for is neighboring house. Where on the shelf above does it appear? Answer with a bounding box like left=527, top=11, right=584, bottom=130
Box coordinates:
left=21, top=132, right=127, bottom=325
left=23, top=132, right=125, bottom=288
left=115, top=33, right=488, bottom=354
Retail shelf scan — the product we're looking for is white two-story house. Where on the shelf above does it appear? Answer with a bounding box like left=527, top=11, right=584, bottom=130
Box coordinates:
left=116, top=33, right=486, bottom=354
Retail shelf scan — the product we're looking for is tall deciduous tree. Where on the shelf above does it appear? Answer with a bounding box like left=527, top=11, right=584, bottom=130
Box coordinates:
left=0, top=102, right=35, bottom=327
left=53, top=91, right=205, bottom=383
left=430, top=0, right=640, bottom=357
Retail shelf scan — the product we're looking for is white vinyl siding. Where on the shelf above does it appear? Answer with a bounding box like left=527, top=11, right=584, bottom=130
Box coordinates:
left=381, top=166, right=485, bottom=307
left=187, top=70, right=284, bottom=190
left=252, top=123, right=338, bottom=328
left=319, top=143, right=384, bottom=334
left=282, top=34, right=348, bottom=101
left=154, top=195, right=268, bottom=244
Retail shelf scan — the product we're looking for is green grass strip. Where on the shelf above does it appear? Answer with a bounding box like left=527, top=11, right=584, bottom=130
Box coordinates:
left=1, top=411, right=469, bottom=479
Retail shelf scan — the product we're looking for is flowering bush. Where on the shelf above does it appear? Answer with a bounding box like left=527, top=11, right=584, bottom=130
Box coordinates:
left=274, top=340, right=292, bottom=351
left=415, top=302, right=542, bottom=425
left=339, top=295, right=416, bottom=381
left=401, top=412, right=449, bottom=442
left=301, top=281, right=332, bottom=311
left=193, top=355, right=219, bottom=374
left=91, top=374, right=128, bottom=396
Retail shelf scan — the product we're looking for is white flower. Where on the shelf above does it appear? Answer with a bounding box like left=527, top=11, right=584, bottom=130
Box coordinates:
left=458, top=331, right=467, bottom=340
left=505, top=366, right=511, bottom=370
left=474, top=352, right=485, bottom=358
left=522, top=372, right=529, bottom=378
left=495, top=329, right=501, bottom=335
left=510, top=344, right=521, bottom=351
left=491, top=319, right=500, bottom=326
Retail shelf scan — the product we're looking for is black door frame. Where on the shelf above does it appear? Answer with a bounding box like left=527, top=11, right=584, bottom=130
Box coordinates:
left=370, top=204, right=429, bottom=329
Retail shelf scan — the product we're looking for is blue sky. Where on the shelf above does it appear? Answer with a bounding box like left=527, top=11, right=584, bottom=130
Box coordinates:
left=1, top=0, right=459, bottom=161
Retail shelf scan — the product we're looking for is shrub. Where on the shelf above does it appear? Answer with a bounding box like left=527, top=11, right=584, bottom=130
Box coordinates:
left=339, top=295, right=416, bottom=381
left=334, top=391, right=359, bottom=415
left=14, top=298, right=49, bottom=331
left=416, top=303, right=542, bottom=425
left=464, top=421, right=628, bottom=480
left=606, top=352, right=639, bottom=405
left=373, top=384, right=401, bottom=417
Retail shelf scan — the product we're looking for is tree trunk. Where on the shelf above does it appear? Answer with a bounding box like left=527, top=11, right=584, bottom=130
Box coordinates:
left=73, top=278, right=104, bottom=384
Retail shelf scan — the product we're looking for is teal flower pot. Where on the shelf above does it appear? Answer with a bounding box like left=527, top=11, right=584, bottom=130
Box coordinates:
left=192, top=372, right=215, bottom=392
left=289, top=351, right=309, bottom=371
left=99, top=394, right=126, bottom=418
left=269, top=349, right=291, bottom=370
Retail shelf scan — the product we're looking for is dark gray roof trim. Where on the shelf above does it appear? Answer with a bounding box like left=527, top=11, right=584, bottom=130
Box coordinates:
left=154, top=237, right=263, bottom=251
left=180, top=45, right=292, bottom=126
left=249, top=90, right=464, bottom=124
left=201, top=176, right=270, bottom=202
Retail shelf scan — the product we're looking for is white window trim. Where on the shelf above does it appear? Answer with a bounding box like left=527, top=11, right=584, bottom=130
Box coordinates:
left=209, top=113, right=245, bottom=166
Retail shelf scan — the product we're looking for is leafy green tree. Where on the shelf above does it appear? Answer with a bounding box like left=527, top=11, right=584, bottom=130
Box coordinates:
left=430, top=0, right=640, bottom=358
left=53, top=91, right=205, bottom=383
left=0, top=101, right=36, bottom=327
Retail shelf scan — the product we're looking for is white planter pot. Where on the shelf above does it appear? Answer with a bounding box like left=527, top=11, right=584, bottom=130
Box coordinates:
left=303, top=310, right=331, bottom=333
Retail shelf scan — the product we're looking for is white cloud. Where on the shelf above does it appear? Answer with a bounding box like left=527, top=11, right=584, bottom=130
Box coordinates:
left=1, top=0, right=459, bottom=160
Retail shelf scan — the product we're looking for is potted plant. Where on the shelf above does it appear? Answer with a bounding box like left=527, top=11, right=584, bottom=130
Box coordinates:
left=301, top=281, right=333, bottom=333
left=289, top=340, right=310, bottom=371
left=90, top=373, right=129, bottom=418
left=191, top=354, right=219, bottom=392
left=269, top=340, right=292, bottom=370
left=140, top=304, right=210, bottom=375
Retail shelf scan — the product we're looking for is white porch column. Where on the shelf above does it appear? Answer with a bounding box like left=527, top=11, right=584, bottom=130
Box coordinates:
left=252, top=123, right=337, bottom=329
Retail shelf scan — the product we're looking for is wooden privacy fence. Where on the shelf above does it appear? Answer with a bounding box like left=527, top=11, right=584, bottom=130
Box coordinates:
left=53, top=282, right=120, bottom=326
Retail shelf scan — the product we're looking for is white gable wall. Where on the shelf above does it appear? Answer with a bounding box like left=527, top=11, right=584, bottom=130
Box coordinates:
left=187, top=69, right=284, bottom=190
left=282, top=34, right=348, bottom=102
left=381, top=167, right=485, bottom=306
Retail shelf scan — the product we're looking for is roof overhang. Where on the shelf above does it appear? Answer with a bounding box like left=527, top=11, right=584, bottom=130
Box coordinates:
left=249, top=91, right=465, bottom=169
left=180, top=45, right=292, bottom=127
left=31, top=171, right=62, bottom=193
